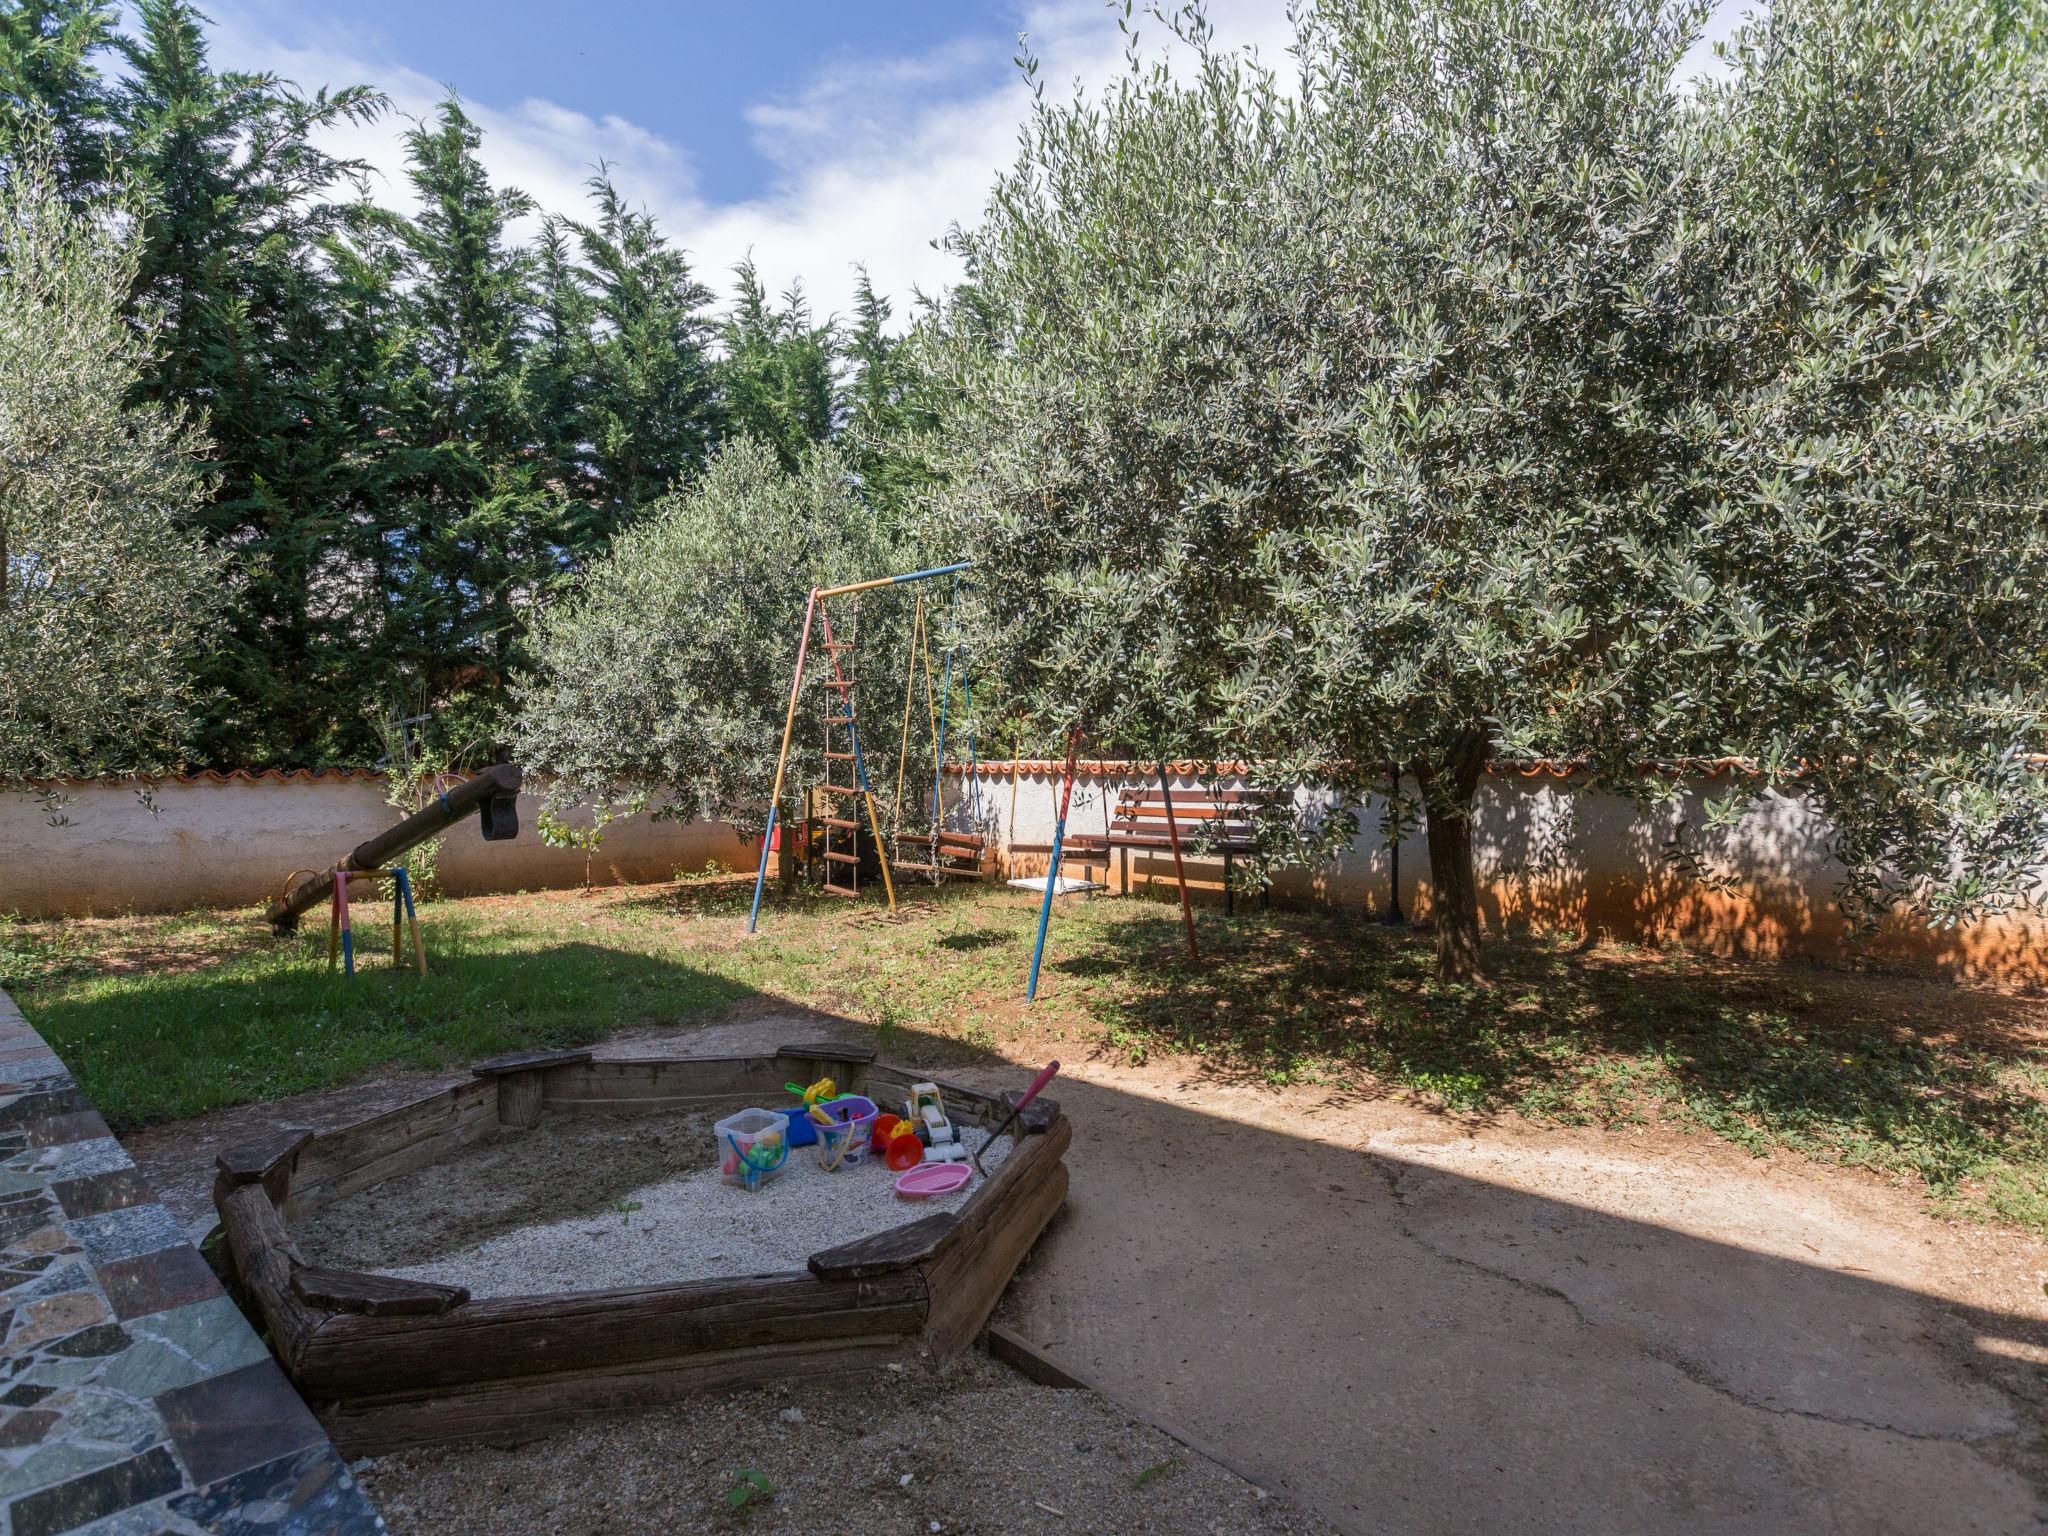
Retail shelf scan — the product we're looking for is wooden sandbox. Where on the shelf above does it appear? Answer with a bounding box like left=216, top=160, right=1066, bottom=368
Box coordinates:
left=211, top=1043, right=1069, bottom=1454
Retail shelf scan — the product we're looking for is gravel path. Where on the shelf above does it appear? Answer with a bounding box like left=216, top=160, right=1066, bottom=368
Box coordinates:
left=300, top=1108, right=1012, bottom=1294
left=359, top=1350, right=1338, bottom=1536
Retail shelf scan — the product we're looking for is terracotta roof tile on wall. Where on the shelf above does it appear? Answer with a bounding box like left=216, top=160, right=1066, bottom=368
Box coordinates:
left=18, top=767, right=392, bottom=788
left=943, top=757, right=1767, bottom=779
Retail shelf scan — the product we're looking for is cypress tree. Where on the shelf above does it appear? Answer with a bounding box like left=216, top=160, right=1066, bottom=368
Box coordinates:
left=376, top=96, right=553, bottom=728
left=0, top=0, right=118, bottom=201
left=114, top=0, right=385, bottom=764
left=569, top=173, right=719, bottom=536
left=717, top=257, right=838, bottom=470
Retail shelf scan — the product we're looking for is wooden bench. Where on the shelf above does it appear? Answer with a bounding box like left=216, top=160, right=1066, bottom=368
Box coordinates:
left=1062, top=784, right=1266, bottom=913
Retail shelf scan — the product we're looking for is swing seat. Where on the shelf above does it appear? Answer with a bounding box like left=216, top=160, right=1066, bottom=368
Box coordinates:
left=894, top=828, right=987, bottom=879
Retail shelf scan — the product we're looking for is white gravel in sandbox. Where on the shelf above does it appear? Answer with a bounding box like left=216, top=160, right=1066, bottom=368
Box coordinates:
left=379, top=1128, right=1014, bottom=1296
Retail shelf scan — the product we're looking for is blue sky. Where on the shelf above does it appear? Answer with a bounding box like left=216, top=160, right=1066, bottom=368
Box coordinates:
left=200, top=1, right=1747, bottom=326
left=217, top=1, right=1021, bottom=206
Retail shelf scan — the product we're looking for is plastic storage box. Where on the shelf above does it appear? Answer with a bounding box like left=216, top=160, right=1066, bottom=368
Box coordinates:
left=716, top=1107, right=790, bottom=1190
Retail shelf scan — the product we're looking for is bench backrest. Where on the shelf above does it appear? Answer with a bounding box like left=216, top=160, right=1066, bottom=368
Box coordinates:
left=1108, top=785, right=1263, bottom=848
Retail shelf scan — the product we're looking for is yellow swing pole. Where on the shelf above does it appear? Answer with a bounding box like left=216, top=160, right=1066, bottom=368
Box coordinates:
left=862, top=777, right=898, bottom=913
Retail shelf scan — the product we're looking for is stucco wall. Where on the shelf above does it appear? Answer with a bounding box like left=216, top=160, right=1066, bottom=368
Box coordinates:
left=0, top=773, right=758, bottom=917
left=9, top=765, right=2043, bottom=985
left=958, top=763, right=2048, bottom=986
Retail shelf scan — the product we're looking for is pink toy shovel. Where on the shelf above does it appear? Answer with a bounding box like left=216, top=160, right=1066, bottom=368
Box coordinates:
left=974, top=1061, right=1059, bottom=1175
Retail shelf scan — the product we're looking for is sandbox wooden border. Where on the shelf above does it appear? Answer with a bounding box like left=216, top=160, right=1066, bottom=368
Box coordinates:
left=212, top=1043, right=1069, bottom=1454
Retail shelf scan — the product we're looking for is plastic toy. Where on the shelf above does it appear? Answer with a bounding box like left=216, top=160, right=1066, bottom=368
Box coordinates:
left=869, top=1112, right=903, bottom=1153
left=882, top=1120, right=925, bottom=1171
left=895, top=1162, right=973, bottom=1198
left=715, top=1108, right=790, bottom=1191
left=785, top=1078, right=840, bottom=1121
left=815, top=1117, right=857, bottom=1172
left=903, top=1081, right=970, bottom=1164
left=781, top=1078, right=844, bottom=1148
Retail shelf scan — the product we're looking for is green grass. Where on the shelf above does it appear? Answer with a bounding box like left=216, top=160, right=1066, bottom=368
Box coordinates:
left=3, top=881, right=2044, bottom=1236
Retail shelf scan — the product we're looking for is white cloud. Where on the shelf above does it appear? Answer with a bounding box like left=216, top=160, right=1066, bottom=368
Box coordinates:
left=201, top=18, right=701, bottom=232
left=205, top=0, right=1743, bottom=328
left=203, top=0, right=1296, bottom=327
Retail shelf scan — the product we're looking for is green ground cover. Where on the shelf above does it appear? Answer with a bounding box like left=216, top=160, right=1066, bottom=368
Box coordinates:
left=3, top=881, right=2042, bottom=1236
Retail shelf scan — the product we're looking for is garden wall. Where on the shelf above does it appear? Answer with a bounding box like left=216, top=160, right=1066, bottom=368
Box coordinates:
left=0, top=772, right=757, bottom=918
left=7, top=764, right=2044, bottom=986
left=964, top=761, right=2048, bottom=987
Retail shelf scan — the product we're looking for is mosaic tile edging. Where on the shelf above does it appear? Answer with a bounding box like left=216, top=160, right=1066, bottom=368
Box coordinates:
left=0, top=988, right=385, bottom=1536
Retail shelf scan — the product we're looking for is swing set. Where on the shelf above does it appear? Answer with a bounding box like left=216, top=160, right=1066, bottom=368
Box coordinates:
left=746, top=562, right=984, bottom=932
left=744, top=559, right=1203, bottom=1001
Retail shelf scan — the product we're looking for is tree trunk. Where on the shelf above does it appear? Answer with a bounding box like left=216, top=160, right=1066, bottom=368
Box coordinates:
left=1415, top=733, right=1489, bottom=982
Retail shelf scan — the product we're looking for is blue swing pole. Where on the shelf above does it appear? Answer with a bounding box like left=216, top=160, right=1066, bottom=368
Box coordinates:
left=1026, top=727, right=1083, bottom=1001
left=395, top=867, right=425, bottom=975
left=815, top=561, right=972, bottom=601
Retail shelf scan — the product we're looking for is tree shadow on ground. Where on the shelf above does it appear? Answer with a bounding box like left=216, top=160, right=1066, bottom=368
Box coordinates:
left=30, top=941, right=758, bottom=1129
left=1055, top=901, right=2048, bottom=1232
left=127, top=999, right=2046, bottom=1534
left=609, top=875, right=765, bottom=918
left=938, top=929, right=1011, bottom=953
left=974, top=1048, right=2048, bottom=1535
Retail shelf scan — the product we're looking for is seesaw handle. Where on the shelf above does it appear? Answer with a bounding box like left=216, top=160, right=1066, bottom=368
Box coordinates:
left=1014, top=1060, right=1060, bottom=1109
left=974, top=1061, right=1061, bottom=1176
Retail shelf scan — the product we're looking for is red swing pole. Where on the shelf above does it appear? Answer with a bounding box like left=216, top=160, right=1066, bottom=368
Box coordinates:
left=1156, top=763, right=1200, bottom=962
left=748, top=589, right=819, bottom=932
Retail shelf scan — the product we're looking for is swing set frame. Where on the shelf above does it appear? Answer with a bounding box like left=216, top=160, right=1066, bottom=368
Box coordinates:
left=744, top=558, right=1201, bottom=1001
left=746, top=562, right=974, bottom=932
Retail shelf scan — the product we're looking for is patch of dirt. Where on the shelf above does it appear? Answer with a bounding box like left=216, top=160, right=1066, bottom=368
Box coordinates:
left=358, top=1350, right=1335, bottom=1536
left=296, top=1111, right=725, bottom=1271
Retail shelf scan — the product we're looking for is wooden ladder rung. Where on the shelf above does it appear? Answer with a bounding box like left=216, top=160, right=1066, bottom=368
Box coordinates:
left=822, top=641, right=854, bottom=650
left=818, top=784, right=858, bottom=795
left=818, top=677, right=856, bottom=690
left=821, top=851, right=859, bottom=865
left=817, top=882, right=859, bottom=898
left=817, top=816, right=857, bottom=830
left=824, top=751, right=855, bottom=761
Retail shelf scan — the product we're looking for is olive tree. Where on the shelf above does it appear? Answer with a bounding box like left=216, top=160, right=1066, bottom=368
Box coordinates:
left=513, top=436, right=902, bottom=833
left=0, top=133, right=219, bottom=797
left=1649, top=0, right=2048, bottom=933
left=922, top=0, right=2048, bottom=979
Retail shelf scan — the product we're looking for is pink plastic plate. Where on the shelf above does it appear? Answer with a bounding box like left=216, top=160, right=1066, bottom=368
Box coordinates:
left=894, top=1162, right=973, bottom=1198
